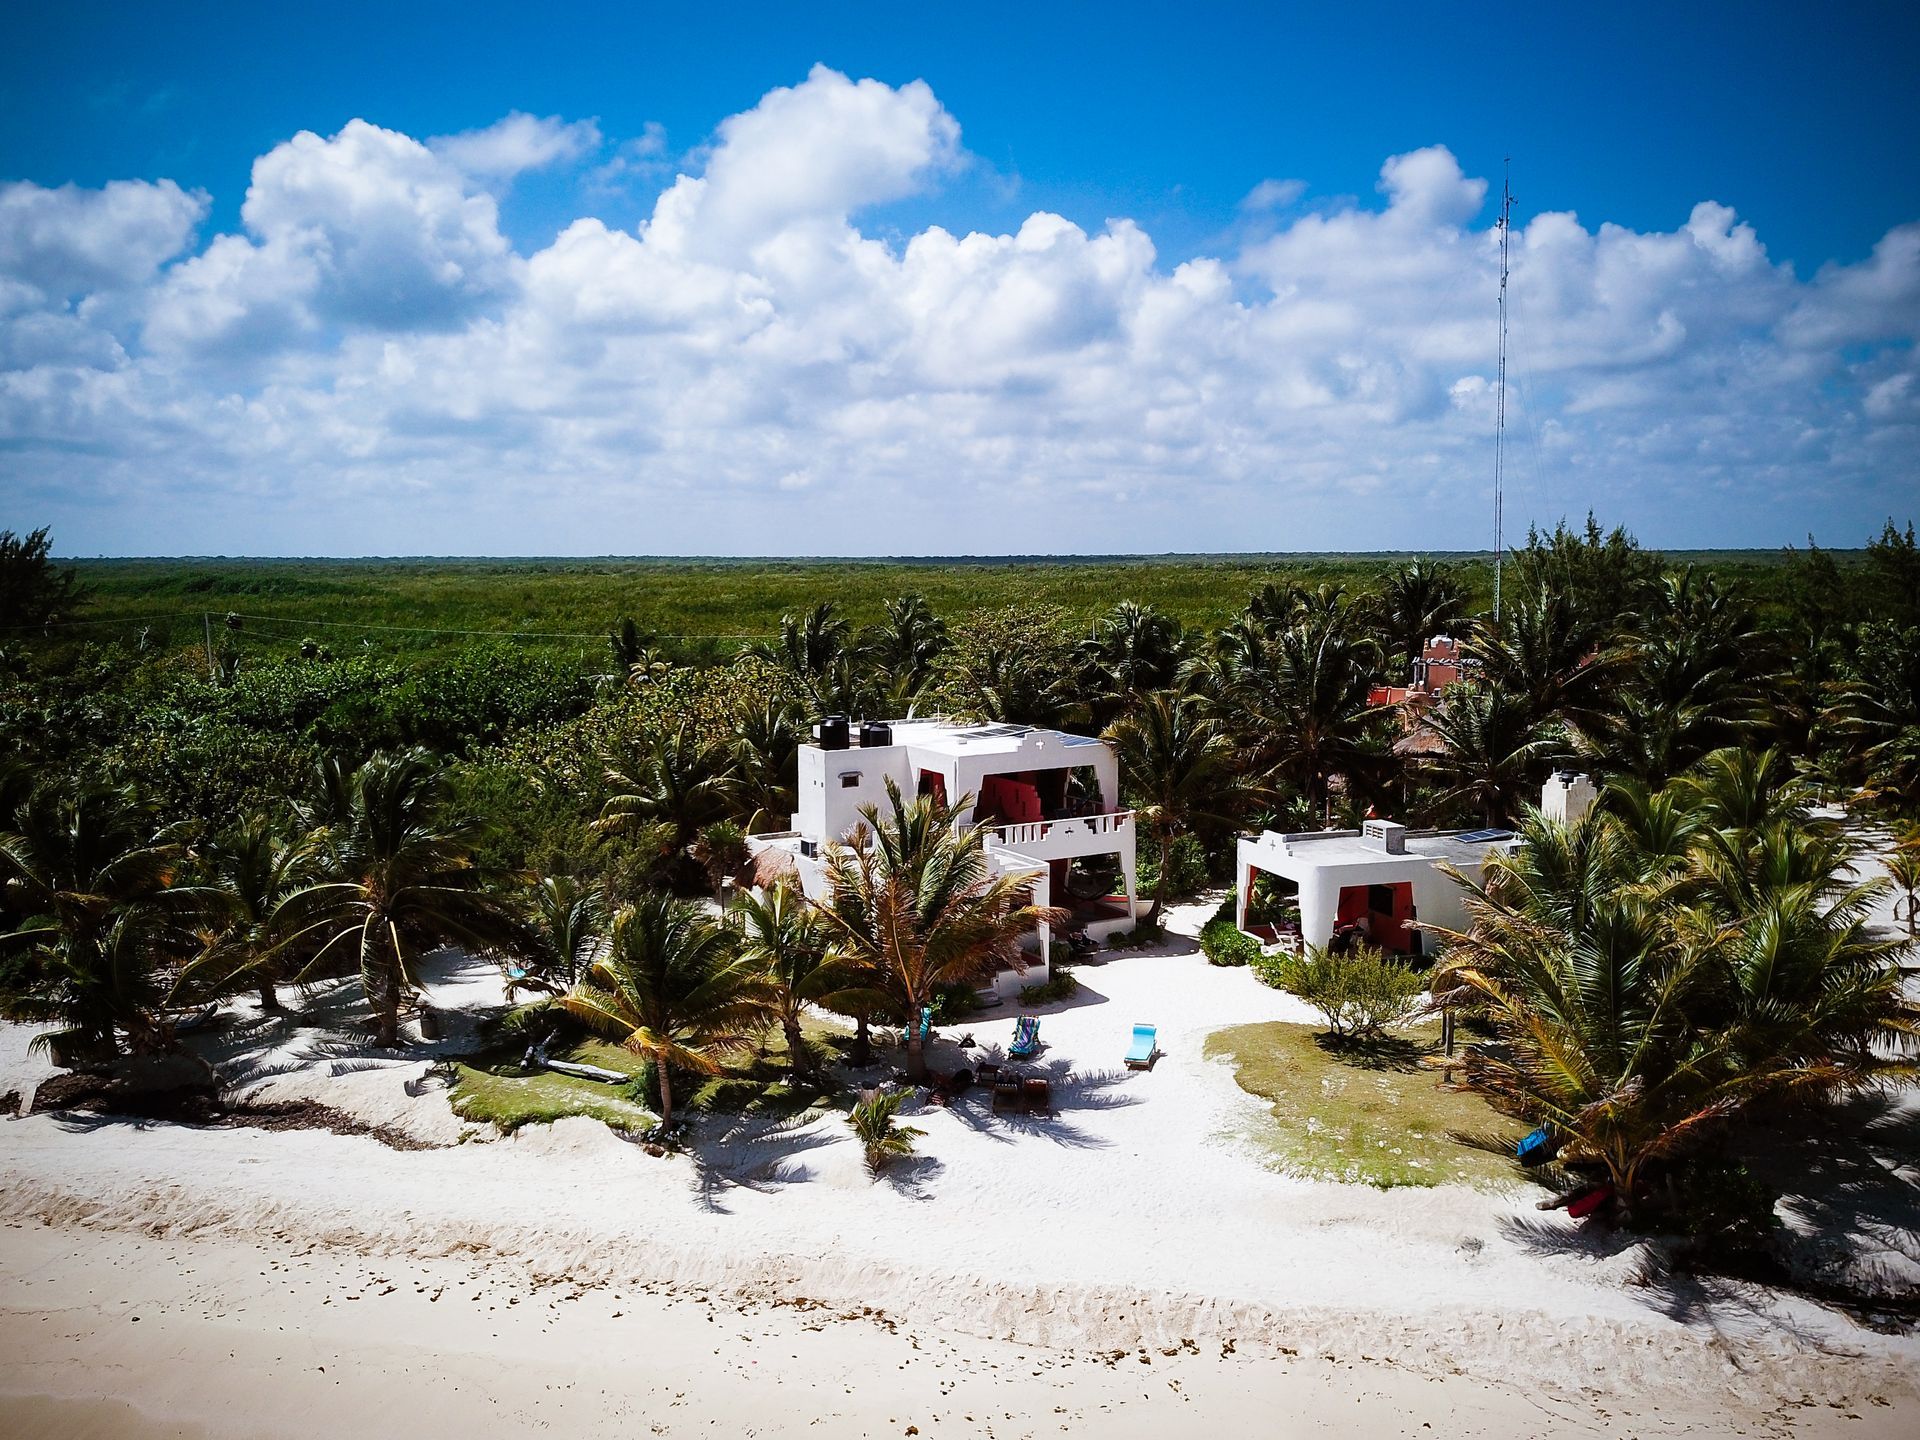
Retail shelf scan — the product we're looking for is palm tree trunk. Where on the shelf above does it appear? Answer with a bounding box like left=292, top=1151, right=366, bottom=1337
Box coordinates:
left=783, top=1015, right=808, bottom=1081
left=257, top=980, right=282, bottom=1013
left=905, top=1030, right=927, bottom=1082
left=657, top=1060, right=675, bottom=1134
left=364, top=927, right=401, bottom=1048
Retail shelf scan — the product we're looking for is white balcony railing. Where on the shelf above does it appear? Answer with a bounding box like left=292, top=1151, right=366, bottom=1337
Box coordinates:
left=982, top=810, right=1133, bottom=852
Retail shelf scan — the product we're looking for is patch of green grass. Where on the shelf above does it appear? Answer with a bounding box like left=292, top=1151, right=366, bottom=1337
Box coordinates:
left=689, top=1015, right=851, bottom=1118
left=449, top=1062, right=657, bottom=1136
left=449, top=1037, right=654, bottom=1135
left=1203, top=1020, right=1522, bottom=1190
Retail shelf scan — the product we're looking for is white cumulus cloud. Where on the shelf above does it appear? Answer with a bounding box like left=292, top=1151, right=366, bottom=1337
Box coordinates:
left=0, top=68, right=1914, bottom=554
left=431, top=112, right=602, bottom=180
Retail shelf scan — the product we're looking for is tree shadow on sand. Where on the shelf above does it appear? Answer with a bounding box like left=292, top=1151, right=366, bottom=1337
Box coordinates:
left=1498, top=1091, right=1920, bottom=1334
left=941, top=1061, right=1141, bottom=1150
left=685, top=1111, right=845, bottom=1214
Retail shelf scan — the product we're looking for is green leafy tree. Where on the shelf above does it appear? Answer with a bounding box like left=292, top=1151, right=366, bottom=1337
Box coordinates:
left=0, top=785, right=203, bottom=1060
left=1377, top=558, right=1466, bottom=670
left=193, top=810, right=311, bottom=1012
left=818, top=780, right=1063, bottom=1080
left=1103, top=691, right=1243, bottom=921
left=595, top=721, right=739, bottom=853
left=1217, top=606, right=1379, bottom=817
left=1583, top=569, right=1761, bottom=780
left=0, top=527, right=85, bottom=630
left=751, top=602, right=855, bottom=710
left=1420, top=682, right=1555, bottom=825
left=562, top=892, right=773, bottom=1132
left=274, top=750, right=531, bottom=1047
left=861, top=593, right=950, bottom=702
left=930, top=604, right=1079, bottom=727
left=514, top=873, right=606, bottom=996
left=730, top=698, right=804, bottom=833
left=1076, top=601, right=1189, bottom=730
left=733, top=881, right=872, bottom=1081
left=847, top=1087, right=926, bottom=1174
left=1430, top=751, right=1917, bottom=1216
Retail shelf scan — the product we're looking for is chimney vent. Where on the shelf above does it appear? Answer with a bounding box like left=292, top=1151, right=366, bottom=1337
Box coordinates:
left=1363, top=818, right=1408, bottom=854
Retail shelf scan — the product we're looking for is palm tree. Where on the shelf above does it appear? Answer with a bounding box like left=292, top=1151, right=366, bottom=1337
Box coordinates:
left=0, top=785, right=202, bottom=1060
left=1103, top=691, right=1242, bottom=922
left=961, top=643, right=1078, bottom=729
left=690, top=820, right=750, bottom=899
left=1218, top=608, right=1379, bottom=817
left=818, top=781, right=1064, bottom=1080
left=596, top=721, right=738, bottom=852
left=1464, top=581, right=1617, bottom=738
left=847, top=1088, right=926, bottom=1174
left=194, top=810, right=310, bottom=1012
left=1377, top=558, right=1466, bottom=671
left=562, top=893, right=773, bottom=1131
left=861, top=593, right=949, bottom=700
left=514, top=873, right=605, bottom=997
left=607, top=617, right=670, bottom=684
left=1582, top=570, right=1760, bottom=780
left=1885, top=841, right=1920, bottom=940
left=732, top=699, right=803, bottom=833
left=1076, top=601, right=1188, bottom=730
left=733, top=882, right=872, bottom=1080
left=1420, top=683, right=1555, bottom=825
left=751, top=602, right=855, bottom=710
left=1429, top=754, right=1917, bottom=1215
left=273, top=751, right=531, bottom=1047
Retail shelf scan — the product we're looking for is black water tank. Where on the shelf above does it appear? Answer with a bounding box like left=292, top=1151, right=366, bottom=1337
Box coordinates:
left=859, top=720, right=893, bottom=749
left=814, top=715, right=849, bottom=750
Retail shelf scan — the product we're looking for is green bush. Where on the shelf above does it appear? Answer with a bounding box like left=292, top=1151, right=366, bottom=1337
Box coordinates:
left=930, top=981, right=980, bottom=1021
left=1257, top=944, right=1428, bottom=1039
left=1199, top=915, right=1259, bottom=967
left=1138, top=833, right=1208, bottom=903
left=1019, top=968, right=1079, bottom=1003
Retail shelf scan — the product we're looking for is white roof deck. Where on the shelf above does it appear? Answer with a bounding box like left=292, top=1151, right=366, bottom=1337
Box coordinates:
left=822, top=718, right=1108, bottom=761
left=1247, top=827, right=1521, bottom=873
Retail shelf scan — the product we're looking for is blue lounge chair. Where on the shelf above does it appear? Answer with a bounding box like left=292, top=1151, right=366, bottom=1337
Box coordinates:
left=1124, top=1023, right=1157, bottom=1070
left=1008, top=1015, right=1041, bottom=1058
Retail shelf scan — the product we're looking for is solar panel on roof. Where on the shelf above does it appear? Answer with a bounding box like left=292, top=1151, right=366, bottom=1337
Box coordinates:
left=1457, top=828, right=1515, bottom=843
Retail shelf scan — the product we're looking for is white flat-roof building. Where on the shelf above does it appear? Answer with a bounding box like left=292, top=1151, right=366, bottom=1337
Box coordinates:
left=747, top=717, right=1139, bottom=1000
left=1234, top=820, right=1522, bottom=958
left=1234, top=774, right=1592, bottom=957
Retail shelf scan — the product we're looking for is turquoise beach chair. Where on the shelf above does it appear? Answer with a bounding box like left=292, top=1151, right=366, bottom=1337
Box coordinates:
left=1124, top=1023, right=1157, bottom=1070
left=1008, top=1014, right=1041, bottom=1058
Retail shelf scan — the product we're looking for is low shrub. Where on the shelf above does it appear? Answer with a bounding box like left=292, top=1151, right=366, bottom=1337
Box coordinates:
left=847, top=1087, right=926, bottom=1175
left=1258, top=944, right=1428, bottom=1040
left=930, top=982, right=980, bottom=1022
left=1019, top=968, right=1079, bottom=1004
left=1199, top=915, right=1259, bottom=967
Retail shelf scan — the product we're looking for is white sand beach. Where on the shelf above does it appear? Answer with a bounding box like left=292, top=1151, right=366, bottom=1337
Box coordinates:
left=3, top=899, right=1916, bottom=1438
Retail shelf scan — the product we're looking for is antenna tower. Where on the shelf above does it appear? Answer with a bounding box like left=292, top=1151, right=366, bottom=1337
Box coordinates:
left=1493, top=160, right=1513, bottom=623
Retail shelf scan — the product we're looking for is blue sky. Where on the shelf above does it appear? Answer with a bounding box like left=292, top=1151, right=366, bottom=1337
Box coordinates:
left=2, top=2, right=1916, bottom=554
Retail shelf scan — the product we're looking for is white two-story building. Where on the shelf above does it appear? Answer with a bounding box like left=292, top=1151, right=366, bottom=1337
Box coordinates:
left=746, top=717, right=1140, bottom=1000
